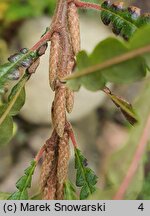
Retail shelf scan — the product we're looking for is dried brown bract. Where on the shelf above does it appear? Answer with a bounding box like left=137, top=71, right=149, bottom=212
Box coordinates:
left=37, top=43, right=48, bottom=56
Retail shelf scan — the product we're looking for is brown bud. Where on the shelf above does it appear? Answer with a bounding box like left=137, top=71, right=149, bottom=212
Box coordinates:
left=53, top=85, right=66, bottom=137
left=56, top=131, right=70, bottom=200
left=28, top=58, right=40, bottom=74
left=37, top=43, right=48, bottom=56
left=49, top=33, right=61, bottom=91
left=68, top=2, right=80, bottom=55
left=66, top=87, right=74, bottom=113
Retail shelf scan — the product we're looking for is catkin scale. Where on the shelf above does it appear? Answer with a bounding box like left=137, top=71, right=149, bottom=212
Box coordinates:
left=53, top=85, right=66, bottom=137
left=49, top=33, right=61, bottom=91
left=68, top=2, right=80, bottom=55
left=56, top=131, right=70, bottom=200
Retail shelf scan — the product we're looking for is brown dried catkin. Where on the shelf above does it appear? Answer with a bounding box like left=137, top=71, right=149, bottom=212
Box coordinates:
left=56, top=131, right=70, bottom=200
left=68, top=2, right=80, bottom=55
left=53, top=85, right=66, bottom=137
left=40, top=131, right=59, bottom=200
left=49, top=33, right=61, bottom=91
left=43, top=0, right=79, bottom=200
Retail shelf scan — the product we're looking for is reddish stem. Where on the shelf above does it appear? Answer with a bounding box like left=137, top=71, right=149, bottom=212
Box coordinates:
left=69, top=130, right=78, bottom=148
left=68, top=0, right=102, bottom=11
left=31, top=31, right=52, bottom=51
left=34, top=145, right=46, bottom=163
left=113, top=116, right=150, bottom=200
left=66, top=122, right=78, bottom=148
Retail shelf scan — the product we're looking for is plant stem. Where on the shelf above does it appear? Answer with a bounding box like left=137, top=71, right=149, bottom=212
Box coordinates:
left=68, top=0, right=102, bottom=11
left=34, top=145, right=46, bottom=163
left=64, top=44, right=150, bottom=80
left=66, top=121, right=78, bottom=147
left=31, top=31, right=52, bottom=51
left=69, top=129, right=78, bottom=148
left=113, top=115, right=150, bottom=200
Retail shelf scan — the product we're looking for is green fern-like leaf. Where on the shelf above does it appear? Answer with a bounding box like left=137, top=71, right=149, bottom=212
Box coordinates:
left=8, top=160, right=36, bottom=200
left=100, top=1, right=150, bottom=40
left=0, top=49, right=37, bottom=95
left=75, top=148, right=98, bottom=200
left=67, top=25, right=150, bottom=92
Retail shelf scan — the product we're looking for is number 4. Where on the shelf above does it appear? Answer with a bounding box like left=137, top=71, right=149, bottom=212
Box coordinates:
left=138, top=203, right=144, bottom=211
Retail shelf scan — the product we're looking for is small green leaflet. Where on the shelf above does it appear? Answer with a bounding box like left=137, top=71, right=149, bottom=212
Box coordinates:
left=75, top=148, right=98, bottom=200
left=0, top=105, right=13, bottom=146
left=0, top=74, right=29, bottom=145
left=66, top=25, right=150, bottom=91
left=8, top=82, right=26, bottom=116
left=103, top=87, right=138, bottom=125
left=8, top=160, right=36, bottom=200
left=64, top=180, right=77, bottom=200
